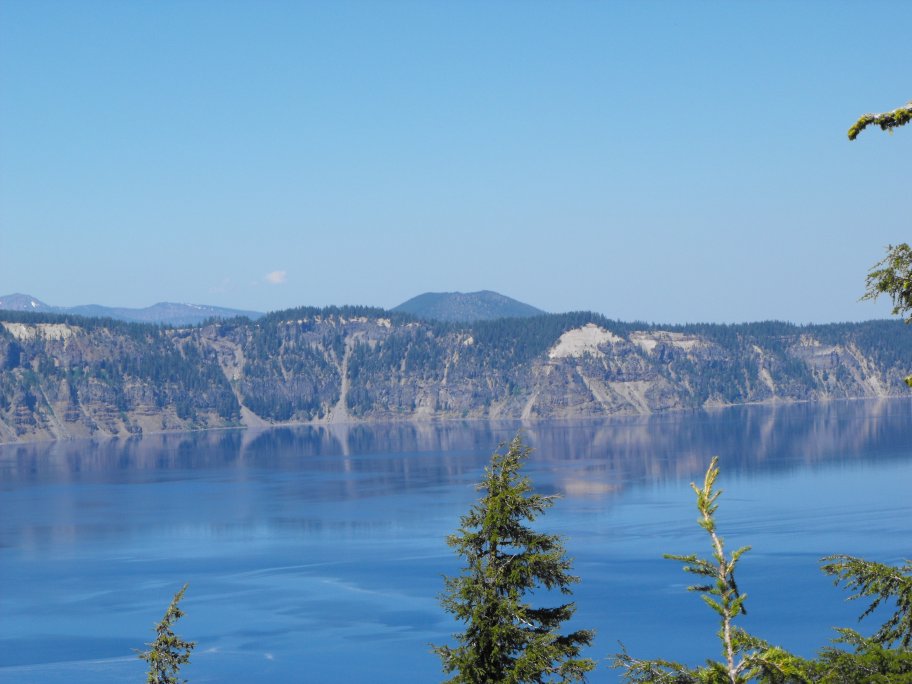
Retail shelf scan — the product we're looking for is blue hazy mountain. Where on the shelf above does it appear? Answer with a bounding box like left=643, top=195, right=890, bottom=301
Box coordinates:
left=393, top=290, right=545, bottom=322
left=0, top=293, right=263, bottom=326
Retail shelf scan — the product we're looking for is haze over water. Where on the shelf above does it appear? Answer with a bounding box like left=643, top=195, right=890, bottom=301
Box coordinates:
left=2, top=399, right=911, bottom=682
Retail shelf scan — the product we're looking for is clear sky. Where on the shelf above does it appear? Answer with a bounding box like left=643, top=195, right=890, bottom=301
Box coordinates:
left=1, top=0, right=909, bottom=323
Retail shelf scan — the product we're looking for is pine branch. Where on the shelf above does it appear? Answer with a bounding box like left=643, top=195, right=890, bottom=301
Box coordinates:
left=612, top=644, right=702, bottom=684
left=811, top=629, right=912, bottom=681
left=848, top=101, right=912, bottom=140
left=861, top=243, right=912, bottom=321
left=821, top=554, right=912, bottom=648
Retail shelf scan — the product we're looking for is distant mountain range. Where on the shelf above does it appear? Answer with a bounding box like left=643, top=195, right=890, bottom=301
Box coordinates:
left=0, top=293, right=264, bottom=326
left=0, top=290, right=547, bottom=326
left=392, top=290, right=545, bottom=322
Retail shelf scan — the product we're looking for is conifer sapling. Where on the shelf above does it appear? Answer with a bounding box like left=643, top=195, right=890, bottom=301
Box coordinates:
left=614, top=457, right=803, bottom=683
left=138, top=583, right=196, bottom=684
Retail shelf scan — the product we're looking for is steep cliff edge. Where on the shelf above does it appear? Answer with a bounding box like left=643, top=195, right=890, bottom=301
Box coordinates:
left=1, top=309, right=909, bottom=443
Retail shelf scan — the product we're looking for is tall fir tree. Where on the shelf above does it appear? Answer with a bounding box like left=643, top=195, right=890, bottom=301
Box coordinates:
left=138, top=584, right=196, bottom=684
left=433, top=435, right=595, bottom=683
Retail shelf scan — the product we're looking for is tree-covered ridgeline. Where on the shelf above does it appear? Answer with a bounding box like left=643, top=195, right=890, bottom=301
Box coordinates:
left=3, top=306, right=912, bottom=439
left=0, top=313, right=240, bottom=438
left=240, top=311, right=912, bottom=421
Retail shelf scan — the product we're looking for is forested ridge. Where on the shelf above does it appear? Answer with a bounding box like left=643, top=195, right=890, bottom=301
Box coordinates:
left=1, top=307, right=910, bottom=442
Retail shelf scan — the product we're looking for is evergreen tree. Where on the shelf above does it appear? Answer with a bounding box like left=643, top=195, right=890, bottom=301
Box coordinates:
left=138, top=584, right=196, bottom=684
left=614, top=458, right=804, bottom=683
left=850, top=98, right=912, bottom=385
left=838, top=97, right=912, bottom=673
left=862, top=243, right=912, bottom=386
left=433, top=435, right=595, bottom=683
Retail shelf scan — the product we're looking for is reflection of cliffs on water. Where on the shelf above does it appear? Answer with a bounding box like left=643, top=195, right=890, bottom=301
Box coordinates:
left=3, top=309, right=912, bottom=443
left=528, top=398, right=912, bottom=495
left=3, top=399, right=910, bottom=498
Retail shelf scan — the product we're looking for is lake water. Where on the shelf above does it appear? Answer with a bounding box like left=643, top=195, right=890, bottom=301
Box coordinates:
left=2, top=399, right=911, bottom=683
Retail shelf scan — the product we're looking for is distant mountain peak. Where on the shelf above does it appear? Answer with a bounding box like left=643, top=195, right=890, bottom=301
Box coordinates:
left=392, top=290, right=545, bottom=323
left=0, top=293, right=53, bottom=312
left=0, top=293, right=263, bottom=326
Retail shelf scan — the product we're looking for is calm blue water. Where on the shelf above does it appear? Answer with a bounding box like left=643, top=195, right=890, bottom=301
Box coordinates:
left=2, top=399, right=911, bottom=683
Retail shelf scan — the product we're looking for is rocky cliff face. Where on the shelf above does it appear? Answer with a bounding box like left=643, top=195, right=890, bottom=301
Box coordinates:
left=1, top=310, right=910, bottom=443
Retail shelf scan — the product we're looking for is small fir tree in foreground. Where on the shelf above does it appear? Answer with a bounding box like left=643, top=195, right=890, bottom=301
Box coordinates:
left=139, top=584, right=196, bottom=684
left=614, top=457, right=804, bottom=683
left=433, top=434, right=595, bottom=683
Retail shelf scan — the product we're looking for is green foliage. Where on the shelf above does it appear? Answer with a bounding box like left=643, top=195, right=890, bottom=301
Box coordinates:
left=861, top=243, right=912, bottom=385
left=863, top=243, right=912, bottom=322
left=615, top=636, right=808, bottom=684
left=666, top=458, right=752, bottom=678
left=820, top=555, right=912, bottom=649
left=434, top=435, right=595, bottom=683
left=848, top=100, right=912, bottom=140
left=614, top=458, right=804, bottom=684
left=138, top=584, right=196, bottom=684
left=612, top=457, right=912, bottom=683
left=803, top=629, right=912, bottom=682
left=836, top=103, right=912, bottom=672
left=851, top=98, right=912, bottom=381
left=863, top=244, right=912, bottom=316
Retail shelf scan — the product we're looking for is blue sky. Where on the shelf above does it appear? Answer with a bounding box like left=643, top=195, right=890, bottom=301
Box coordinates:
left=1, top=0, right=909, bottom=323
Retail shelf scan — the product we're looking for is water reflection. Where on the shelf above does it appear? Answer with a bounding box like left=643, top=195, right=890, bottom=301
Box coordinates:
left=2, top=398, right=909, bottom=491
